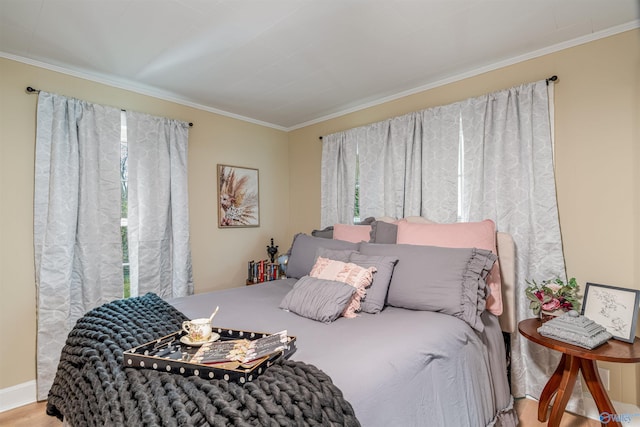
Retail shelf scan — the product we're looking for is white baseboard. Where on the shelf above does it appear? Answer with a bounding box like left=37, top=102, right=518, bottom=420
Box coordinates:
left=525, top=394, right=640, bottom=426
left=0, top=380, right=37, bottom=413
left=582, top=394, right=640, bottom=426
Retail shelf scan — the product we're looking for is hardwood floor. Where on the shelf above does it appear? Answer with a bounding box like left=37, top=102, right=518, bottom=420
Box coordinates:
left=0, top=401, right=61, bottom=427
left=0, top=397, right=599, bottom=426
left=515, top=397, right=600, bottom=427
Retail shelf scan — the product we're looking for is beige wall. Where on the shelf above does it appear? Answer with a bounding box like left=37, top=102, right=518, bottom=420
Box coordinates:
left=288, top=30, right=640, bottom=404
left=0, top=57, right=290, bottom=389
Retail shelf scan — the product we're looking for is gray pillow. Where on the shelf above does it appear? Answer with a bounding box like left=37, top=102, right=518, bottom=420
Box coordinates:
left=369, top=221, right=398, bottom=243
left=315, top=247, right=357, bottom=263
left=349, top=253, right=399, bottom=314
left=279, top=276, right=356, bottom=323
left=311, top=226, right=333, bottom=239
left=311, top=219, right=374, bottom=240
left=359, top=242, right=496, bottom=332
left=357, top=216, right=376, bottom=225
left=286, top=234, right=360, bottom=279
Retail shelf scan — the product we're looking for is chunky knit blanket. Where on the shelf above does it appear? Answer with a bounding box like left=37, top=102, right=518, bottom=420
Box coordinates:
left=46, top=293, right=360, bottom=427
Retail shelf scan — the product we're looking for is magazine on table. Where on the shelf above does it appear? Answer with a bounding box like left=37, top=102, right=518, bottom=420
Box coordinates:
left=191, top=330, right=288, bottom=366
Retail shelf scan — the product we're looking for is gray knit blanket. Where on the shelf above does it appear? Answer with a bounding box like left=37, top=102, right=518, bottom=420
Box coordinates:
left=46, top=293, right=360, bottom=427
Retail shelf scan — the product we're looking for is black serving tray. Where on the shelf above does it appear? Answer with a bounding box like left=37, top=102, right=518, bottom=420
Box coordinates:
left=123, top=327, right=297, bottom=384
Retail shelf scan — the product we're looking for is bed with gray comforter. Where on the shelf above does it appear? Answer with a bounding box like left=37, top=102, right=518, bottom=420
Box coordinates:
left=171, top=278, right=516, bottom=427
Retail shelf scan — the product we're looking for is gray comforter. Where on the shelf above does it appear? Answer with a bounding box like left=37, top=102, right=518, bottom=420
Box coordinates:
left=171, top=279, right=517, bottom=427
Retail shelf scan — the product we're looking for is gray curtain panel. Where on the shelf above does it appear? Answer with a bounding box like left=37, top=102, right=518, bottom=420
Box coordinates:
left=357, top=117, right=423, bottom=220
left=460, top=81, right=582, bottom=414
left=34, top=92, right=122, bottom=399
left=320, top=132, right=357, bottom=227
left=126, top=111, right=193, bottom=299
left=418, top=105, right=461, bottom=223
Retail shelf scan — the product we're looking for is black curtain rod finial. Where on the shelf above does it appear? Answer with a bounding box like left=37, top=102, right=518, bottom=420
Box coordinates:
left=546, top=75, right=558, bottom=85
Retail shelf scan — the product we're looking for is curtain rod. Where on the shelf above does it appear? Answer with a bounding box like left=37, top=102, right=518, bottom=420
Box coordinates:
left=25, top=86, right=194, bottom=127
left=318, top=74, right=559, bottom=140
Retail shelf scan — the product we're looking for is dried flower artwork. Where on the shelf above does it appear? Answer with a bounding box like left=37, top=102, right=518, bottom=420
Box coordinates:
left=217, top=165, right=259, bottom=227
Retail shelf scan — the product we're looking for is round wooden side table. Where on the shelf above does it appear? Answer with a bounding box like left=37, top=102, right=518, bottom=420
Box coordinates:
left=518, top=318, right=640, bottom=427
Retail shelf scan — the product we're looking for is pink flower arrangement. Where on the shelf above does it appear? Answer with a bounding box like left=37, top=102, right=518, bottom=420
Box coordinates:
left=525, top=278, right=581, bottom=316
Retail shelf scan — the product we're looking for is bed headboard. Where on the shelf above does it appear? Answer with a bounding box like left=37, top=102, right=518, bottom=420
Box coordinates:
left=496, top=232, right=516, bottom=334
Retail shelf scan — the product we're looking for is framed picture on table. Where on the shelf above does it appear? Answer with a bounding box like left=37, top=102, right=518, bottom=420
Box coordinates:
left=581, top=282, right=640, bottom=343
left=217, top=164, right=259, bottom=228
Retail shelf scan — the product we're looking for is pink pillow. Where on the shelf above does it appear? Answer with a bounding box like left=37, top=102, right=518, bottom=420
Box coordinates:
left=333, top=224, right=372, bottom=243
left=396, top=219, right=503, bottom=316
left=310, top=256, right=376, bottom=318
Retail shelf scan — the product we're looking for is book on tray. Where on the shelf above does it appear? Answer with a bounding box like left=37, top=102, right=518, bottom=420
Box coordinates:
left=191, top=330, right=288, bottom=366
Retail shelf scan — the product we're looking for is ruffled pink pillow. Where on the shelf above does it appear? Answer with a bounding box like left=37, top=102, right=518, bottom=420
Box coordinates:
left=310, top=257, right=376, bottom=318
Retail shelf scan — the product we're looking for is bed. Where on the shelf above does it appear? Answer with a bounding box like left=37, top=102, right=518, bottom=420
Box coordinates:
left=47, top=218, right=518, bottom=426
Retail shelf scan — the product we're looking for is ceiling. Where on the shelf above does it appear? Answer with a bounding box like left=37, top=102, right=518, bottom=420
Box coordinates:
left=1, top=1, right=638, bottom=130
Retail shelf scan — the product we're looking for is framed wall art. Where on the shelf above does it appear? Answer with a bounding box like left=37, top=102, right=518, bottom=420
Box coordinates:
left=217, top=164, right=259, bottom=228
left=581, top=282, right=640, bottom=343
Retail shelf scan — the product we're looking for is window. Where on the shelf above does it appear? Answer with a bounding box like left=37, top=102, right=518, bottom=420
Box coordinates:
left=457, top=116, right=465, bottom=222
left=353, top=151, right=360, bottom=223
left=120, top=111, right=130, bottom=297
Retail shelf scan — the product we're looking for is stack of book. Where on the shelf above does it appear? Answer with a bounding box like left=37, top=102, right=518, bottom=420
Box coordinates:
left=190, top=330, right=289, bottom=367
left=247, top=259, right=280, bottom=284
